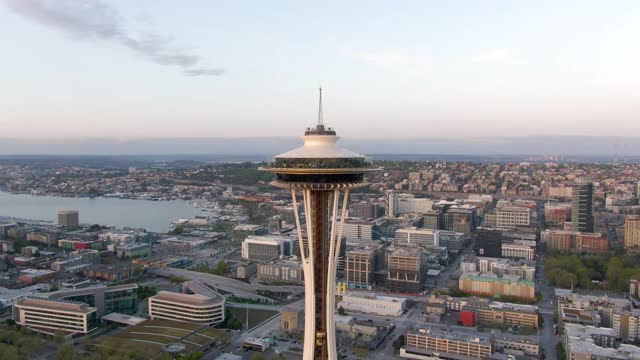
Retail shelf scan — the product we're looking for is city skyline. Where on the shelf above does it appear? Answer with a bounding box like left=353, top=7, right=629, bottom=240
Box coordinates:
left=2, top=0, right=640, bottom=139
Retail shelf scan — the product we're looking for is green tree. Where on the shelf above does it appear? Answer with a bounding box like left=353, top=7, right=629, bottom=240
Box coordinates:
left=55, top=344, right=76, bottom=360
left=337, top=306, right=347, bottom=316
left=53, top=330, right=66, bottom=345
left=251, top=354, right=265, bottom=360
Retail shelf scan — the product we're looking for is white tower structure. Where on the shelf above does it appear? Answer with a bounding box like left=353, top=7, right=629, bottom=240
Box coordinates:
left=261, top=89, right=378, bottom=359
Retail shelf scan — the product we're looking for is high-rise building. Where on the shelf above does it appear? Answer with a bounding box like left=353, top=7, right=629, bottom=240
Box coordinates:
left=386, top=191, right=398, bottom=217
left=345, top=245, right=380, bottom=289
left=260, top=88, right=378, bottom=360
left=572, top=180, right=594, bottom=233
left=58, top=210, right=79, bottom=227
left=349, top=202, right=378, bottom=219
left=423, top=210, right=444, bottom=230
left=624, top=216, right=640, bottom=249
left=386, top=247, right=427, bottom=294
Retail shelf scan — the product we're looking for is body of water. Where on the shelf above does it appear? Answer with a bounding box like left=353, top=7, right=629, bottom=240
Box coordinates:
left=0, top=191, right=204, bottom=232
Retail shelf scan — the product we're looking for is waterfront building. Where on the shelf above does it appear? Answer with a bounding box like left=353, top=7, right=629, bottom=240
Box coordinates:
left=58, top=210, right=80, bottom=227
left=259, top=88, right=378, bottom=360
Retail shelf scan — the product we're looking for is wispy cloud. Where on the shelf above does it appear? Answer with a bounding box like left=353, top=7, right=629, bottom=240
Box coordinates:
left=356, top=50, right=431, bottom=68
left=470, top=48, right=528, bottom=65
left=5, top=0, right=225, bottom=76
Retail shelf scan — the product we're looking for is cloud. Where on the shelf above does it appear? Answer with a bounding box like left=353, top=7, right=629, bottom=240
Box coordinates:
left=470, top=48, right=528, bottom=65
left=357, top=50, right=431, bottom=68
left=5, top=0, right=224, bottom=76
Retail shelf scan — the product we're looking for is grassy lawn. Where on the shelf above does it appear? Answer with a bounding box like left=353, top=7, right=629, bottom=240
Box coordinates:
left=228, top=307, right=278, bottom=329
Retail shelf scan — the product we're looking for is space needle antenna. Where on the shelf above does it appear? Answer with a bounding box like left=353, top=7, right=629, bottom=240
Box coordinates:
left=318, top=86, right=324, bottom=126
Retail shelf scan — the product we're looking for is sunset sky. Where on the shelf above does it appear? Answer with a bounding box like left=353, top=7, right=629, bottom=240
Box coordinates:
left=2, top=0, right=640, bottom=139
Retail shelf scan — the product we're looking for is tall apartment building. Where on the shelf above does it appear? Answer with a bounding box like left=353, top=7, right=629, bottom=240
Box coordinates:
left=241, top=235, right=296, bottom=261
left=541, top=230, right=608, bottom=254
left=496, top=207, right=532, bottom=229
left=148, top=281, right=225, bottom=326
left=349, top=202, right=378, bottom=219
left=345, top=245, right=380, bottom=289
left=344, top=219, right=374, bottom=243
left=613, top=309, right=640, bottom=343
left=624, top=215, right=640, bottom=249
left=394, top=227, right=438, bottom=248
left=386, top=191, right=398, bottom=217
left=423, top=210, right=444, bottom=230
left=402, top=328, right=493, bottom=359
left=386, top=247, right=427, bottom=294
left=58, top=210, right=80, bottom=227
left=459, top=273, right=535, bottom=300
left=13, top=297, right=98, bottom=335
left=572, top=180, right=594, bottom=233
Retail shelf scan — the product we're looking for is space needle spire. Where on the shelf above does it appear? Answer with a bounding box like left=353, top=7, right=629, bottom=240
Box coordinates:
left=318, top=86, right=324, bottom=126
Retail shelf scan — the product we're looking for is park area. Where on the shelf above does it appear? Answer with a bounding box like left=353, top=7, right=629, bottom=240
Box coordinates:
left=103, top=319, right=232, bottom=357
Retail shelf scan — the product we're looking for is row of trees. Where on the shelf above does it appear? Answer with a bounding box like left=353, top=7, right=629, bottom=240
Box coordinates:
left=545, top=254, right=640, bottom=292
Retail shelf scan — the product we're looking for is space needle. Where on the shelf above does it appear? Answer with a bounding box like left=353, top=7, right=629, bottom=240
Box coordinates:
left=261, top=89, right=379, bottom=359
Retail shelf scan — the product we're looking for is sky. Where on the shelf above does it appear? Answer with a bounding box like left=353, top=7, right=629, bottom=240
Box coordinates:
left=1, top=0, right=640, bottom=140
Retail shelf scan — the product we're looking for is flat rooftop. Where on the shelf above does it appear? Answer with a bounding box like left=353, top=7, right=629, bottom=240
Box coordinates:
left=16, top=297, right=96, bottom=314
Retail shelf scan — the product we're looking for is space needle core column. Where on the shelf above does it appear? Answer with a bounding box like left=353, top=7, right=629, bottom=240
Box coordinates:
left=261, top=89, right=379, bottom=360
